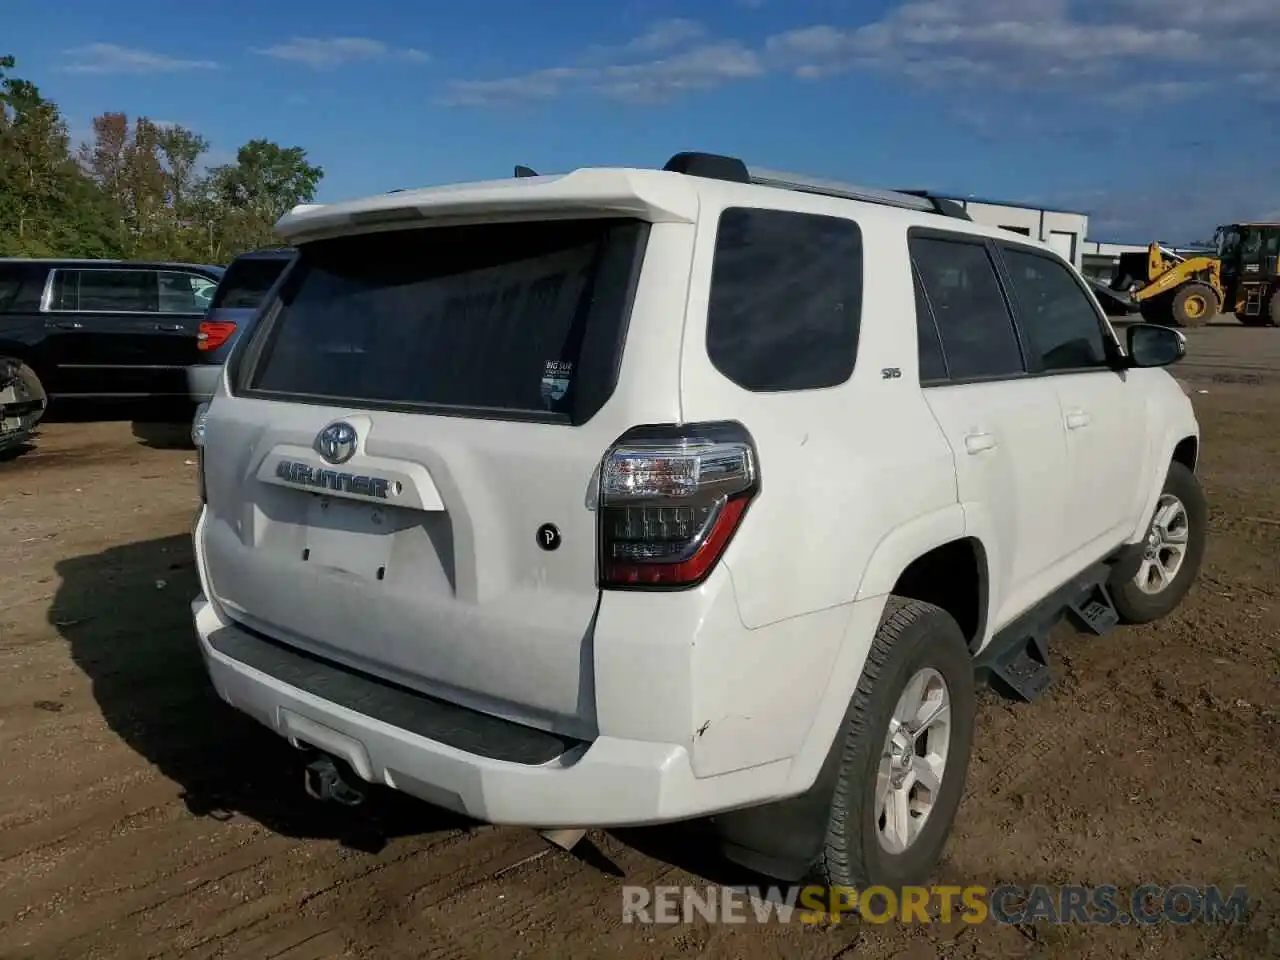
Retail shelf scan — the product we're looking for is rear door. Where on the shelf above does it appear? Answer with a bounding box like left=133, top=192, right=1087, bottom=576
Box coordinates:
left=910, top=230, right=1073, bottom=630
left=200, top=217, right=670, bottom=738
left=41, top=267, right=162, bottom=396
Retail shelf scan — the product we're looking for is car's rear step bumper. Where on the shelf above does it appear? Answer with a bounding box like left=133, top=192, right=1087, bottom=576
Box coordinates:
left=192, top=594, right=796, bottom=828
left=207, top=623, right=587, bottom=765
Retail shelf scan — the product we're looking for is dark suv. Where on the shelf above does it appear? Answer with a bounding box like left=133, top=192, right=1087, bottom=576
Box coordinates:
left=0, top=258, right=224, bottom=406
left=188, top=248, right=295, bottom=402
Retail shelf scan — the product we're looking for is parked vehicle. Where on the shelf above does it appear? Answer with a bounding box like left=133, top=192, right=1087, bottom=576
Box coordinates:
left=188, top=248, right=296, bottom=402
left=190, top=152, right=1203, bottom=889
left=0, top=258, right=223, bottom=409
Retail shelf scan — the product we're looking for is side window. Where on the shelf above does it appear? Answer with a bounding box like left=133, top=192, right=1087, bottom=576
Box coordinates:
left=913, top=265, right=947, bottom=382
left=1000, top=247, right=1108, bottom=372
left=909, top=236, right=1024, bottom=380
left=707, top=207, right=862, bottom=392
left=67, top=270, right=158, bottom=312
left=49, top=271, right=78, bottom=311
left=158, top=271, right=210, bottom=314
left=0, top=264, right=26, bottom=312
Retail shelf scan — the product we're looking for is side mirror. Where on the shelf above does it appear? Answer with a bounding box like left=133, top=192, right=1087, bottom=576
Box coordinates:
left=1125, top=323, right=1186, bottom=368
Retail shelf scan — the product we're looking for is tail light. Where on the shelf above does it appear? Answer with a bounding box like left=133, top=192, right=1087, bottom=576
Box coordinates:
left=598, top=422, right=758, bottom=589
left=192, top=402, right=210, bottom=503
left=198, top=321, right=237, bottom=352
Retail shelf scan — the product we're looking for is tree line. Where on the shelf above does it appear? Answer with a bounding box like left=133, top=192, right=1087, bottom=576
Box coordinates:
left=0, top=54, right=323, bottom=265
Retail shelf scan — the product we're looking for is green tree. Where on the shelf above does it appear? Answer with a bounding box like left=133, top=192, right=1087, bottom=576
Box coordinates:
left=209, top=139, right=324, bottom=223
left=0, top=53, right=324, bottom=264
left=0, top=55, right=120, bottom=256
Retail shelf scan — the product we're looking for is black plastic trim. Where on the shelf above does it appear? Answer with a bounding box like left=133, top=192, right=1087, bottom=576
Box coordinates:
left=208, top=624, right=587, bottom=765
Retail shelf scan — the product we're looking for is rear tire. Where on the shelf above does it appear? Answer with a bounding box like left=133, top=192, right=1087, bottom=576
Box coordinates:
left=814, top=597, right=976, bottom=890
left=1108, top=462, right=1207, bottom=625
left=1170, top=283, right=1217, bottom=327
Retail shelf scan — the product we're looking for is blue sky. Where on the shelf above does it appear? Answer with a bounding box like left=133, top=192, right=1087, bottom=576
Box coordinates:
left=6, top=0, right=1279, bottom=243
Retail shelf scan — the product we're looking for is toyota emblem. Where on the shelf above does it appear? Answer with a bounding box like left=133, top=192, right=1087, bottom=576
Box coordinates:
left=316, top=421, right=358, bottom=464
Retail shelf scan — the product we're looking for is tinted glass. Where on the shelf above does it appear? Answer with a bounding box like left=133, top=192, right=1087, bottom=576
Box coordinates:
left=211, top=256, right=291, bottom=310
left=64, top=270, right=157, bottom=312
left=158, top=271, right=211, bottom=314
left=1001, top=247, right=1108, bottom=371
left=707, top=207, right=862, bottom=392
left=910, top=237, right=1024, bottom=380
left=246, top=219, right=645, bottom=422
left=0, top=264, right=27, bottom=312
left=913, top=265, right=947, bottom=382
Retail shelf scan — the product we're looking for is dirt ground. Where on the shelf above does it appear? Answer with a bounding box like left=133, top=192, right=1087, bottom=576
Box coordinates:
left=1, top=321, right=1277, bottom=960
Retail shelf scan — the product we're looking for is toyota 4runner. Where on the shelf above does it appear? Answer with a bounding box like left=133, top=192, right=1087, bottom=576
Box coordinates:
left=190, top=152, right=1205, bottom=889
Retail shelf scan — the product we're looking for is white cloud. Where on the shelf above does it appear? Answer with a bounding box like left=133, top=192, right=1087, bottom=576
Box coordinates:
left=254, top=37, right=429, bottom=69
left=765, top=0, right=1280, bottom=95
left=442, top=21, right=762, bottom=106
left=61, top=44, right=218, bottom=74
left=442, top=20, right=762, bottom=106
left=444, top=1, right=1277, bottom=108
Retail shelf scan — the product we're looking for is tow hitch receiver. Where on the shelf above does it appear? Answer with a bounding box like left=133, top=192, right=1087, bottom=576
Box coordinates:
left=304, top=755, right=366, bottom=806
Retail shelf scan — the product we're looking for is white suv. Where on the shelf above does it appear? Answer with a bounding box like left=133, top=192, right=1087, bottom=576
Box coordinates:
left=190, top=152, right=1204, bottom=889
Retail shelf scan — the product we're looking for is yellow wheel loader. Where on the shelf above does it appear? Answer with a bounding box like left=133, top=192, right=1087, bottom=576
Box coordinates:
left=1215, top=222, right=1280, bottom=327
left=1109, top=243, right=1224, bottom=327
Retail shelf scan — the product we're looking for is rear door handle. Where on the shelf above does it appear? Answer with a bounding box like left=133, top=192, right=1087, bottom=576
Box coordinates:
left=157, top=323, right=184, bottom=332
left=964, top=431, right=997, bottom=454
left=1066, top=410, right=1092, bottom=430
left=52, top=320, right=83, bottom=330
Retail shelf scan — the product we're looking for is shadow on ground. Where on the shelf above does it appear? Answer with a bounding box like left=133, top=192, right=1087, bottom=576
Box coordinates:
left=51, top=533, right=472, bottom=854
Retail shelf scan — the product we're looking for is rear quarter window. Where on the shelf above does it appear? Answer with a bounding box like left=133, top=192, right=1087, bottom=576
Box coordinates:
left=706, top=207, right=863, bottom=392
left=211, top=256, right=292, bottom=310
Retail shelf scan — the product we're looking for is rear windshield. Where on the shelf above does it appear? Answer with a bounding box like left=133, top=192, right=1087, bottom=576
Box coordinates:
left=239, top=218, right=647, bottom=423
left=211, top=255, right=292, bottom=310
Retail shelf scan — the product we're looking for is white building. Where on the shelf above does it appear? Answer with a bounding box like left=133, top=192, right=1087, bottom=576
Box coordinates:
left=917, top=193, right=1090, bottom=271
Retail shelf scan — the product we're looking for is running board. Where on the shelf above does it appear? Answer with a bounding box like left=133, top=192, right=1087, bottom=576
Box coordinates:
left=974, top=562, right=1120, bottom=703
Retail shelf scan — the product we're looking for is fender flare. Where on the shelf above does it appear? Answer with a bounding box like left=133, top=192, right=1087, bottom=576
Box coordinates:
left=1128, top=432, right=1198, bottom=544
left=781, top=503, right=970, bottom=793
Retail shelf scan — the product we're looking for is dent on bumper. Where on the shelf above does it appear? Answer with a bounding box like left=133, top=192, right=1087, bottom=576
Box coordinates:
left=191, top=594, right=794, bottom=827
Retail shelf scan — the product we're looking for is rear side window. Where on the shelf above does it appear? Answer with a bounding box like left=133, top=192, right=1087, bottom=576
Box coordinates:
left=211, top=256, right=291, bottom=310
left=999, top=246, right=1108, bottom=372
left=0, top=264, right=29, bottom=312
left=158, top=271, right=216, bottom=314
left=913, top=265, right=947, bottom=382
left=706, top=207, right=862, bottom=392
left=51, top=269, right=158, bottom=312
left=909, top=236, right=1024, bottom=381
left=242, top=219, right=647, bottom=423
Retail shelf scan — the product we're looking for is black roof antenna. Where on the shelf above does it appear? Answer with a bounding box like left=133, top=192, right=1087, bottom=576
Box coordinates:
left=514, top=165, right=538, bottom=178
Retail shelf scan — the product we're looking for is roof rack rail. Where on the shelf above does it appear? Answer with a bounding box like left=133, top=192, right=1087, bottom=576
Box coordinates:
left=662, top=151, right=972, bottom=221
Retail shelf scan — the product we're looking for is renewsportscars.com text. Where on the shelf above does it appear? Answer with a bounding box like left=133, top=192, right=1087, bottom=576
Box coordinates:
left=621, top=883, right=1250, bottom=926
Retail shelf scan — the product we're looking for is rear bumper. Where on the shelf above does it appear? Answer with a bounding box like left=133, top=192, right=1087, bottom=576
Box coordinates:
left=186, top=364, right=222, bottom=402
left=192, top=592, right=798, bottom=827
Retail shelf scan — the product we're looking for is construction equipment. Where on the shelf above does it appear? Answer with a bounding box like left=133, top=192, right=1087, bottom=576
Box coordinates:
left=1109, top=242, right=1223, bottom=327
left=1214, top=221, right=1280, bottom=327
